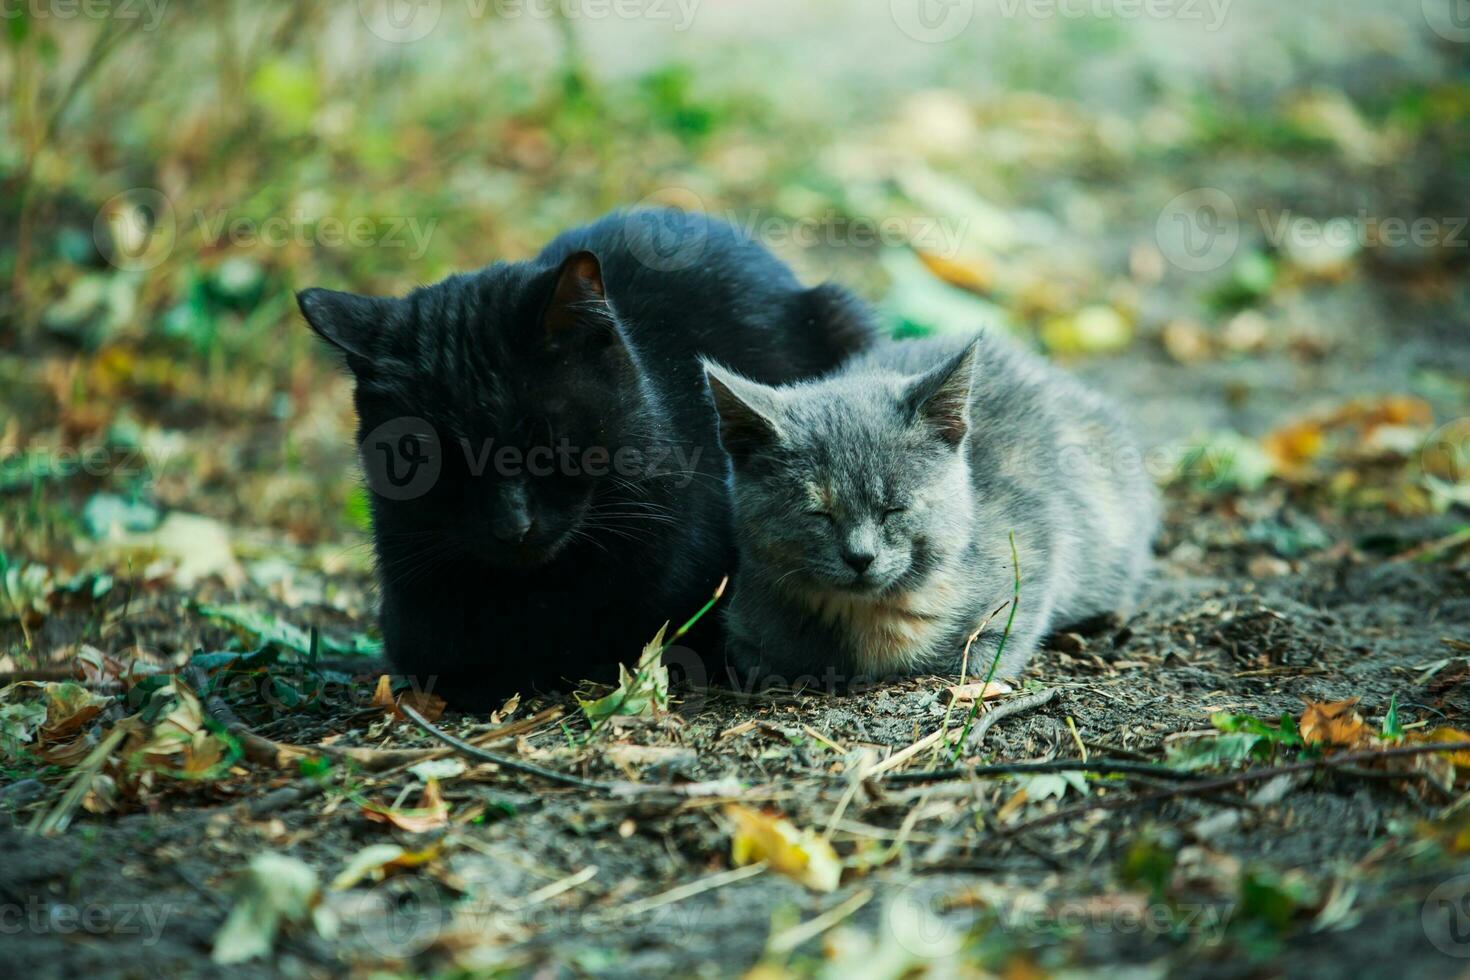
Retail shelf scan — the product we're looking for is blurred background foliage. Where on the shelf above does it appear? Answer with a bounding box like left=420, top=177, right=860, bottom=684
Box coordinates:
left=1, top=0, right=1467, bottom=571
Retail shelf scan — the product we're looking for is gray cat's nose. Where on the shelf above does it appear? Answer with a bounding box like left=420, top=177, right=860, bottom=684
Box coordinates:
left=843, top=551, right=875, bottom=574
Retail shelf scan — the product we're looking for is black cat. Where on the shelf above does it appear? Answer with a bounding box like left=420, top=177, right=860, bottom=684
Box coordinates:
left=298, top=209, right=873, bottom=709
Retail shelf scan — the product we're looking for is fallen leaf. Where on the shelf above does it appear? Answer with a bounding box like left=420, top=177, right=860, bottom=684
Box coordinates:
left=606, top=744, right=698, bottom=768
left=213, top=852, right=334, bottom=965
left=330, top=841, right=442, bottom=891
left=940, top=680, right=1013, bottom=705
left=398, top=690, right=446, bottom=723
left=1263, top=420, right=1327, bottom=477
left=1161, top=318, right=1214, bottom=365
left=128, top=681, right=232, bottom=777
left=726, top=804, right=841, bottom=892
left=1040, top=305, right=1133, bottom=357
left=1299, top=698, right=1369, bottom=748
left=1412, top=727, right=1470, bottom=768
left=0, top=685, right=48, bottom=759
left=371, top=675, right=395, bottom=713
left=578, top=624, right=671, bottom=725
left=103, top=512, right=245, bottom=589
left=40, top=682, right=112, bottom=741
left=362, top=778, right=450, bottom=833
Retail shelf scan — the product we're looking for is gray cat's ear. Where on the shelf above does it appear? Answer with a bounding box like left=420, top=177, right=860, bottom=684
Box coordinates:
left=297, top=288, right=396, bottom=365
left=703, top=362, right=782, bottom=463
left=542, top=250, right=615, bottom=342
left=904, top=340, right=978, bottom=447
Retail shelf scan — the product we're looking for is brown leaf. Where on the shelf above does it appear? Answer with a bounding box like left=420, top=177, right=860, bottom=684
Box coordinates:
left=397, top=690, right=446, bottom=723
left=370, top=675, right=395, bottom=714
left=1298, top=698, right=1369, bottom=748
left=39, top=682, right=112, bottom=741
left=362, top=778, right=450, bottom=833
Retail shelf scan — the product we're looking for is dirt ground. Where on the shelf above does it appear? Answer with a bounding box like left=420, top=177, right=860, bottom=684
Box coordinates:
left=4, top=2, right=1470, bottom=977
left=3, top=291, right=1469, bottom=976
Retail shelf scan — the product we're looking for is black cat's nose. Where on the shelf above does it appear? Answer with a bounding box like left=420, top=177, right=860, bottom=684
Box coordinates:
left=493, top=514, right=534, bottom=544
left=843, top=551, right=875, bottom=574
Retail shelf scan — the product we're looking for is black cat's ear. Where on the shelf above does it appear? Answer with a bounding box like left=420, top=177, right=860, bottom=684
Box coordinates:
left=297, top=288, right=395, bottom=364
left=542, top=250, right=613, bottom=342
left=904, top=339, right=978, bottom=447
left=703, top=362, right=782, bottom=463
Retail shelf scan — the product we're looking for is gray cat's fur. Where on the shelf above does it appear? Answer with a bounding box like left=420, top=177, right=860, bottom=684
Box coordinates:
left=705, top=331, right=1160, bottom=687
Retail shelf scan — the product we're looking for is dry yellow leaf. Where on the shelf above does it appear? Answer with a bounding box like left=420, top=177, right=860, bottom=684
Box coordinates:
left=1262, top=420, right=1326, bottom=475
left=726, top=804, right=841, bottom=892
left=915, top=247, right=995, bottom=295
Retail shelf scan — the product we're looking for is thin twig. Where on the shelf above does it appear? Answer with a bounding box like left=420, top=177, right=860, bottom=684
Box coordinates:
left=400, top=702, right=615, bottom=792
left=612, top=863, right=765, bottom=920
left=965, top=687, right=1058, bottom=752
left=880, top=758, right=1201, bottom=784
left=1006, top=740, right=1470, bottom=835
left=766, top=889, right=873, bottom=955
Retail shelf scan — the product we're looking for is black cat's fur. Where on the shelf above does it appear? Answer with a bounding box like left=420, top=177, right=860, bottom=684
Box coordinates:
left=298, top=210, right=872, bottom=709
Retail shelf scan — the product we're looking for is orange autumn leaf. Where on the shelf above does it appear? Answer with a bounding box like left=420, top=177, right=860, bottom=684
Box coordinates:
left=370, top=675, right=446, bottom=723
left=1299, top=698, right=1370, bottom=748
left=1328, top=395, right=1432, bottom=432
left=371, top=675, right=395, bottom=714
left=362, top=778, right=450, bottom=833
left=1412, top=727, right=1470, bottom=768
left=1262, top=421, right=1326, bottom=474
left=397, top=690, right=446, bottom=723
left=915, top=248, right=995, bottom=295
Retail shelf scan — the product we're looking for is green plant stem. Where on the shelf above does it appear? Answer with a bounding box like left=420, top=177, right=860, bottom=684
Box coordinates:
left=951, top=532, right=1021, bottom=761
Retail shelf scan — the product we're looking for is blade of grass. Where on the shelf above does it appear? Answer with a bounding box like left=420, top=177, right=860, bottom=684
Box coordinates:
left=951, top=531, right=1021, bottom=762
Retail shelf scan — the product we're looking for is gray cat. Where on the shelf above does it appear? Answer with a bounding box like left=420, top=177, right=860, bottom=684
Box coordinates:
left=704, top=331, right=1160, bottom=688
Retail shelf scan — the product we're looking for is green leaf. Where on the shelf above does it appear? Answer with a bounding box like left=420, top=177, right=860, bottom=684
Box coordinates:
left=248, top=59, right=319, bottom=135
left=1167, top=732, right=1270, bottom=771
left=0, top=698, right=48, bottom=760
left=880, top=248, right=1012, bottom=339
left=191, top=602, right=381, bottom=657
left=1120, top=832, right=1176, bottom=897
left=578, top=624, right=670, bottom=726
left=1381, top=694, right=1404, bottom=741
